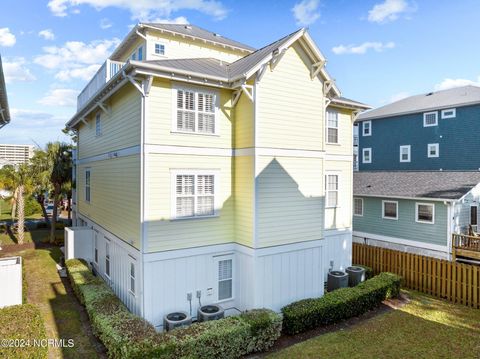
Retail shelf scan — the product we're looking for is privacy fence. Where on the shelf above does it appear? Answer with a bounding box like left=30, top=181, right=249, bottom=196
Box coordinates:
left=352, top=243, right=480, bottom=309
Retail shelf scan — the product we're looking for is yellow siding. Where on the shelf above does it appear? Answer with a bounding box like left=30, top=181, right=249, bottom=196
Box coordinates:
left=145, top=154, right=234, bottom=252
left=324, top=160, right=353, bottom=230
left=233, top=91, right=254, bottom=148
left=117, top=38, right=145, bottom=62
left=77, top=156, right=141, bottom=248
left=234, top=155, right=254, bottom=246
left=256, top=43, right=324, bottom=151
left=325, top=107, right=354, bottom=156
left=255, top=156, right=324, bottom=247
left=145, top=79, right=234, bottom=148
left=78, top=85, right=141, bottom=159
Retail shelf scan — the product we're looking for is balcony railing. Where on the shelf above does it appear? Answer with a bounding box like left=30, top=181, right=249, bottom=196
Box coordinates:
left=452, top=233, right=480, bottom=261
left=77, top=59, right=125, bottom=110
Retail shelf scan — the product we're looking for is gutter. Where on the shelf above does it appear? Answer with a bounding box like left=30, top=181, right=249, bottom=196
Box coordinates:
left=353, top=194, right=457, bottom=203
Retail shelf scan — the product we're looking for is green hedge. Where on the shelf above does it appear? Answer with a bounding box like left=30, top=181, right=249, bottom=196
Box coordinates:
left=281, top=272, right=401, bottom=335
left=66, top=259, right=282, bottom=358
left=0, top=304, right=48, bottom=359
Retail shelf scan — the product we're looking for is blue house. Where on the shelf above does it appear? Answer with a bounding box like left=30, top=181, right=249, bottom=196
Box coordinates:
left=356, top=86, right=480, bottom=171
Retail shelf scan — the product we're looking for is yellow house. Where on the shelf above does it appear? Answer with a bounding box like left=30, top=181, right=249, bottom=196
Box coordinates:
left=66, top=23, right=370, bottom=330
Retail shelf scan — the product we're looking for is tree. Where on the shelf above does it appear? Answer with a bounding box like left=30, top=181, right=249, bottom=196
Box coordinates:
left=29, top=150, right=52, bottom=224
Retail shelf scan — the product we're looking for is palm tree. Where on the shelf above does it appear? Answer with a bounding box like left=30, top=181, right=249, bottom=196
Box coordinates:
left=30, top=149, right=52, bottom=224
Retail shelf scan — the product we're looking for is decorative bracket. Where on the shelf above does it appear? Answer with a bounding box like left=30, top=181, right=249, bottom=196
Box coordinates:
left=311, top=60, right=326, bottom=80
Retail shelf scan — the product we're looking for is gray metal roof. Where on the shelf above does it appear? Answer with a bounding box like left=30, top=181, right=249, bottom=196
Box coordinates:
left=358, top=85, right=480, bottom=121
left=330, top=97, right=371, bottom=110
left=143, top=23, right=256, bottom=52
left=354, top=171, right=480, bottom=200
left=0, top=56, right=10, bottom=128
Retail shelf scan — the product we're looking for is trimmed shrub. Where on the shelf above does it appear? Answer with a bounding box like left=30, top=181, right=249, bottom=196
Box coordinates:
left=0, top=304, right=48, bottom=359
left=282, top=272, right=401, bottom=335
left=65, top=259, right=282, bottom=358
left=354, top=264, right=374, bottom=280
left=24, top=197, right=42, bottom=217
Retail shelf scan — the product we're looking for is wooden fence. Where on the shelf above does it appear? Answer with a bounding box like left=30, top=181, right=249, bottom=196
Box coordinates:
left=352, top=243, right=480, bottom=309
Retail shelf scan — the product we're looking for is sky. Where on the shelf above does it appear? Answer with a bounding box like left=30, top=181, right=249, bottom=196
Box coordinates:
left=1, top=0, right=480, bottom=147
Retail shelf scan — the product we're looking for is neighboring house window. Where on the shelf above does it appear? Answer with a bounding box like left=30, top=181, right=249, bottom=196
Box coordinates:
left=399, top=145, right=411, bottom=162
left=326, top=110, right=339, bottom=144
left=362, top=120, right=371, bottom=136
left=105, top=241, right=111, bottom=277
left=354, top=198, right=363, bottom=216
left=423, top=111, right=438, bottom=127
left=137, top=46, right=143, bottom=61
left=416, top=203, right=435, bottom=224
left=155, top=43, right=165, bottom=55
left=85, top=169, right=91, bottom=202
left=441, top=108, right=456, bottom=119
left=173, top=172, right=216, bottom=219
left=326, top=174, right=339, bottom=208
left=94, top=231, right=98, bottom=264
left=471, top=206, right=478, bottom=226
left=175, top=88, right=216, bottom=134
left=217, top=257, right=233, bottom=301
left=428, top=143, right=439, bottom=158
left=95, top=113, right=101, bottom=136
left=129, top=260, right=136, bottom=295
left=382, top=200, right=398, bottom=220
left=362, top=148, right=372, bottom=164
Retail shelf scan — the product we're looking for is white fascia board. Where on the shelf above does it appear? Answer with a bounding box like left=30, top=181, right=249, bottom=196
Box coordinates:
left=353, top=231, right=448, bottom=253
left=354, top=194, right=456, bottom=203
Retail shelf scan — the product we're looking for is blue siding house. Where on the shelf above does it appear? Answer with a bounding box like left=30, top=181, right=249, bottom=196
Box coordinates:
left=356, top=86, right=480, bottom=171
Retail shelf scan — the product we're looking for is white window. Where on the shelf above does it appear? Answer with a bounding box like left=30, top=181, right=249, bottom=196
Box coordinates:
left=441, top=108, right=456, bottom=119
left=105, top=241, right=111, bottom=278
left=416, top=203, right=434, bottom=224
left=129, top=260, right=136, bottom=295
left=428, top=143, right=439, bottom=158
left=155, top=43, right=165, bottom=55
left=95, top=113, right=101, bottom=136
left=325, top=174, right=339, bottom=208
left=423, top=111, right=438, bottom=127
left=362, top=120, right=371, bottom=136
left=382, top=200, right=398, bottom=220
left=175, top=87, right=217, bottom=134
left=85, top=169, right=91, bottom=202
left=172, top=171, right=218, bottom=219
left=216, top=257, right=233, bottom=301
left=362, top=148, right=372, bottom=164
left=94, top=231, right=98, bottom=264
left=399, top=145, right=411, bottom=162
left=354, top=198, right=363, bottom=216
left=326, top=110, right=339, bottom=144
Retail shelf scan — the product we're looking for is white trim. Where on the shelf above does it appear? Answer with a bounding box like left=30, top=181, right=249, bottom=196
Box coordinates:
left=441, top=108, right=456, bottom=119
left=362, top=148, right=372, bottom=164
left=415, top=202, right=435, bottom=224
left=399, top=145, right=411, bottom=163
left=427, top=143, right=439, bottom=158
left=153, top=42, right=166, bottom=57
left=77, top=145, right=140, bottom=165
left=362, top=120, right=371, bottom=136
left=353, top=197, right=363, bottom=217
left=423, top=111, right=438, bottom=127
left=326, top=109, right=339, bottom=144
left=325, top=173, right=339, bottom=208
left=353, top=193, right=455, bottom=203
left=382, top=200, right=398, bottom=220
left=353, top=231, right=448, bottom=253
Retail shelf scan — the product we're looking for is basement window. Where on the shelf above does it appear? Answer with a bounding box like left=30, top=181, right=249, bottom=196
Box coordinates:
left=216, top=256, right=233, bottom=301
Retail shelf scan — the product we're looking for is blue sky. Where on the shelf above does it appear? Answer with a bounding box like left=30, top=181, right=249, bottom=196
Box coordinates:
left=1, top=0, right=480, bottom=147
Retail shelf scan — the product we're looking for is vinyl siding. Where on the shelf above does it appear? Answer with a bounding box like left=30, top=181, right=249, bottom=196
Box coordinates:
left=234, top=155, right=254, bottom=247
left=325, top=107, right=354, bottom=156
left=256, top=43, right=324, bottom=151
left=453, top=184, right=480, bottom=234
left=233, top=89, right=254, bottom=149
left=144, top=153, right=234, bottom=252
left=324, top=160, right=353, bottom=230
left=77, top=85, right=141, bottom=159
left=353, top=197, right=448, bottom=246
left=77, top=155, right=141, bottom=249
left=255, top=156, right=324, bottom=247
left=117, top=38, right=146, bottom=62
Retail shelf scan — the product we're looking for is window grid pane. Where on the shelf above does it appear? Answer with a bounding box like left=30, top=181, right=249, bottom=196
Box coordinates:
left=425, top=113, right=437, bottom=125
left=218, top=259, right=232, bottom=300
left=354, top=198, right=363, bottom=215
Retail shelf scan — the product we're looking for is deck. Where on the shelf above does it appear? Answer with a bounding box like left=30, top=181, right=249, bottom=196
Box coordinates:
left=452, top=233, right=480, bottom=261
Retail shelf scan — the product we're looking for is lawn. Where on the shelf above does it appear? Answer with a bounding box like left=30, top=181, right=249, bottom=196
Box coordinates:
left=0, top=228, right=65, bottom=246
left=270, top=290, right=480, bottom=359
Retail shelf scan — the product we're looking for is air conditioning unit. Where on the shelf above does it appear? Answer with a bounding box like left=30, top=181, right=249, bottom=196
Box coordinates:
left=327, top=271, right=349, bottom=292
left=197, top=304, right=224, bottom=322
left=163, top=311, right=192, bottom=332
left=346, top=266, right=366, bottom=287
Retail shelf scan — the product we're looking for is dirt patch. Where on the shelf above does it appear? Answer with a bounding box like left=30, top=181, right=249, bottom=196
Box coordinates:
left=0, top=242, right=35, bottom=253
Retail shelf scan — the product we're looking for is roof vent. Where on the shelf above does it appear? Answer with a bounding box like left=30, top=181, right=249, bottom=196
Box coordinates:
left=214, top=33, right=222, bottom=37
left=426, top=92, right=434, bottom=96
left=184, top=25, right=192, bottom=29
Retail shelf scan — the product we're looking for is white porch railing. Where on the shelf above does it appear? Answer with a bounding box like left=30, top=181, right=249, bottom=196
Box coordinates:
left=77, top=59, right=125, bottom=110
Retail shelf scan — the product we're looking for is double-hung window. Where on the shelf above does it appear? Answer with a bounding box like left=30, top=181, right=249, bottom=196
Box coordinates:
left=326, top=110, right=339, bottom=144
left=105, top=241, right=111, bottom=278
left=362, top=148, right=372, bottom=164
left=155, top=43, right=165, bottom=55
left=423, top=111, right=438, bottom=127
left=216, top=256, right=233, bottom=301
left=428, top=143, right=439, bottom=158
left=416, top=203, right=434, bottom=224
left=85, top=169, right=91, bottom=202
left=382, top=200, right=398, bottom=220
left=175, top=88, right=216, bottom=134
left=362, top=120, right=371, bottom=136
left=400, top=145, right=411, bottom=162
left=129, top=259, right=136, bottom=295
left=173, top=171, right=217, bottom=219
left=95, top=113, right=101, bottom=136
left=354, top=198, right=363, bottom=216
left=326, top=174, right=339, bottom=208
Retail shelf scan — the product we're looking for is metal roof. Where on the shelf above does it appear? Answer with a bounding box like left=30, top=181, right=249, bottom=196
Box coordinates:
left=330, top=97, right=371, bottom=110
left=358, top=85, right=480, bottom=121
left=354, top=171, right=480, bottom=201
left=0, top=56, right=10, bottom=128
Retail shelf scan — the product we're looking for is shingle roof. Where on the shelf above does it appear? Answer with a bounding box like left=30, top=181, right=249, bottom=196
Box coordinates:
left=358, top=85, right=480, bottom=121
left=143, top=23, right=256, bottom=52
left=0, top=56, right=10, bottom=127
left=354, top=171, right=480, bottom=200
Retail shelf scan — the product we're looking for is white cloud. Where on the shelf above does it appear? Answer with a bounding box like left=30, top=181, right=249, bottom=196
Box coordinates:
left=292, top=0, right=320, bottom=26
left=332, top=41, right=395, bottom=55
left=149, top=16, right=189, bottom=24
left=3, top=57, right=36, bottom=83
left=434, top=76, right=480, bottom=91
left=47, top=0, right=228, bottom=21
left=38, top=88, right=78, bottom=107
left=55, top=64, right=101, bottom=81
left=368, top=0, right=415, bottom=23
left=100, top=18, right=113, bottom=29
left=0, top=28, right=16, bottom=47
left=38, top=29, right=55, bottom=40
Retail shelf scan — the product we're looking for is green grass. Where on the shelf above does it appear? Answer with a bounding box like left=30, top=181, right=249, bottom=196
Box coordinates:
left=0, top=229, right=64, bottom=246
left=270, top=290, right=480, bottom=359
left=0, top=198, right=44, bottom=221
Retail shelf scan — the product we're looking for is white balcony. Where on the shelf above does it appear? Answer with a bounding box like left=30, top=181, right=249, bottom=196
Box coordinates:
left=77, top=59, right=125, bottom=111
